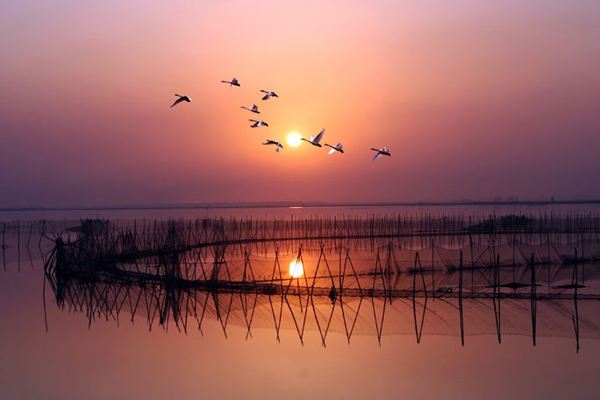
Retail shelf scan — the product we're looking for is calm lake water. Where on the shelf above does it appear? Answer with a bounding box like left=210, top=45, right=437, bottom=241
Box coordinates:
left=2, top=202, right=600, bottom=221
left=1, top=205, right=599, bottom=399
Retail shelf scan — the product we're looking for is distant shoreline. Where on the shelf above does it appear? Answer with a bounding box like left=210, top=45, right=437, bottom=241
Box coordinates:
left=1, top=199, right=600, bottom=212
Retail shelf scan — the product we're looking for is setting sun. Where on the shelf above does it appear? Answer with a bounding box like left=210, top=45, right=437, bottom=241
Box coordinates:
left=286, top=132, right=302, bottom=148
left=289, top=259, right=304, bottom=278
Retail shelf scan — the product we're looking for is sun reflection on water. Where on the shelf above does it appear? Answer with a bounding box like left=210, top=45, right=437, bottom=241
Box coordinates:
left=289, top=259, right=304, bottom=278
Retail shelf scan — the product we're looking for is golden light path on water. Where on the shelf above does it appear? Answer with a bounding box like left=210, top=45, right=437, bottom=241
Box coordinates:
left=288, top=259, right=304, bottom=278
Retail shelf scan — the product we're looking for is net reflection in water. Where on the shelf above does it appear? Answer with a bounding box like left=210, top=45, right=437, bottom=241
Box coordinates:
left=39, top=217, right=600, bottom=352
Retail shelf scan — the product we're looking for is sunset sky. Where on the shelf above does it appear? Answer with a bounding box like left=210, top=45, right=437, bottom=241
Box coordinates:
left=1, top=0, right=599, bottom=207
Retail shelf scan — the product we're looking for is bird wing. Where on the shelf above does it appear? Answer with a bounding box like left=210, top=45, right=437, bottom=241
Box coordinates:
left=328, top=148, right=336, bottom=155
left=313, top=129, right=325, bottom=144
left=261, top=93, right=271, bottom=100
left=336, top=143, right=342, bottom=149
left=251, top=104, right=258, bottom=111
left=372, top=152, right=382, bottom=161
left=170, top=97, right=184, bottom=108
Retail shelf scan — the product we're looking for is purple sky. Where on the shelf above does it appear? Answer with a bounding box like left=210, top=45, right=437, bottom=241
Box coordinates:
left=1, top=0, right=599, bottom=207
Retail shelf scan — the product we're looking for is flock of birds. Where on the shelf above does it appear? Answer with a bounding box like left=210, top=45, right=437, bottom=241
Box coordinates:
left=170, top=78, right=391, bottom=160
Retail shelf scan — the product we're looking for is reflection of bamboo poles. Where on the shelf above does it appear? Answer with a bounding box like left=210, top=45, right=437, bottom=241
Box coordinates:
left=240, top=248, right=258, bottom=340
left=41, top=221, right=600, bottom=350
left=530, top=253, right=537, bottom=346
left=340, top=248, right=363, bottom=344
left=469, top=226, right=475, bottom=296
left=16, top=221, right=21, bottom=271
left=45, top=259, right=600, bottom=349
left=572, top=248, right=580, bottom=353
left=413, top=252, right=428, bottom=343
left=371, top=251, right=386, bottom=345
left=459, top=251, right=464, bottom=346
left=2, top=223, right=5, bottom=271
left=431, top=237, right=435, bottom=294
left=492, top=254, right=502, bottom=343
left=340, top=295, right=363, bottom=344
left=268, top=248, right=285, bottom=342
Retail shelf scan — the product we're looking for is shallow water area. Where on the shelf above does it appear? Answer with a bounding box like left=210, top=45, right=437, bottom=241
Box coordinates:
left=1, top=205, right=600, bottom=399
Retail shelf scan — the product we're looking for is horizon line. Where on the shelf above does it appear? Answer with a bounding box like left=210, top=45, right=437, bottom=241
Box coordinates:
left=1, top=199, right=600, bottom=212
